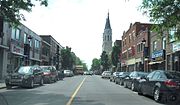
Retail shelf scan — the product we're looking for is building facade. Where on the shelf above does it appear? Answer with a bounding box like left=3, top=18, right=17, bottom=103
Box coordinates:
left=102, top=12, right=112, bottom=54
left=0, top=19, right=42, bottom=79
left=149, top=31, right=167, bottom=71
left=166, top=28, right=180, bottom=72
left=121, top=22, right=151, bottom=72
left=0, top=18, right=9, bottom=80
left=40, top=35, right=63, bottom=70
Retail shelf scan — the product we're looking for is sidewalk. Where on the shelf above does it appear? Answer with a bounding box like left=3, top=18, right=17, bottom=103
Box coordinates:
left=0, top=80, right=6, bottom=89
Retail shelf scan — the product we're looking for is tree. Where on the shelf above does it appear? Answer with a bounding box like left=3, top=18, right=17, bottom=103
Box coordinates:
left=91, top=58, right=101, bottom=71
left=111, top=46, right=121, bottom=68
left=140, top=0, right=180, bottom=39
left=61, top=46, right=74, bottom=70
left=100, top=51, right=110, bottom=71
left=0, top=0, right=48, bottom=26
left=82, top=63, right=88, bottom=71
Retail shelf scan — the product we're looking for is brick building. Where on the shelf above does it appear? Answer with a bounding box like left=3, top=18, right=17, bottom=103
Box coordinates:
left=121, top=22, right=151, bottom=72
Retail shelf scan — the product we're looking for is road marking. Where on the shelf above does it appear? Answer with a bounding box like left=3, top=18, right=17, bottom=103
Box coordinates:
left=66, top=77, right=86, bottom=105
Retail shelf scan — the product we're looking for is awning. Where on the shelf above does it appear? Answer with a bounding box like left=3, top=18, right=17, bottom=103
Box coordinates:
left=148, top=61, right=164, bottom=65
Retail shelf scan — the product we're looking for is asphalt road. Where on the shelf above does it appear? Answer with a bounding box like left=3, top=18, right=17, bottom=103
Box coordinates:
left=0, top=75, right=164, bottom=105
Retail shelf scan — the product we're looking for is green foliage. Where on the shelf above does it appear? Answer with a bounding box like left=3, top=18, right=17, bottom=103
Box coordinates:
left=111, top=46, right=121, bottom=67
left=61, top=46, right=74, bottom=70
left=82, top=63, right=88, bottom=71
left=75, top=57, right=82, bottom=65
left=0, top=0, right=48, bottom=26
left=100, top=51, right=110, bottom=71
left=140, top=0, right=180, bottom=39
left=91, top=58, right=101, bottom=71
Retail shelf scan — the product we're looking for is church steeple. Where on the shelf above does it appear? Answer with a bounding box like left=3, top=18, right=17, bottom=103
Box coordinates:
left=105, top=12, right=111, bottom=29
left=102, top=11, right=112, bottom=54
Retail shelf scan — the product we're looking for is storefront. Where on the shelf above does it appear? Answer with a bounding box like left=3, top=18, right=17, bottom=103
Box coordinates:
left=149, top=49, right=166, bottom=70
left=8, top=44, right=25, bottom=72
left=127, top=58, right=135, bottom=72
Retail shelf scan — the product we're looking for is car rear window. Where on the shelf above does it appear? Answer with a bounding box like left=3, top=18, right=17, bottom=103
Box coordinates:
left=165, top=72, right=180, bottom=79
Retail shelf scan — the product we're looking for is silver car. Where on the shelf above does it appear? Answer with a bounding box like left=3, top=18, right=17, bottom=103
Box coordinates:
left=64, top=70, right=74, bottom=77
left=101, top=71, right=111, bottom=79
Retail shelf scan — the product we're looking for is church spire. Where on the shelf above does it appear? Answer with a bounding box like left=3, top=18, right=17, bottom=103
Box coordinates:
left=105, top=11, right=111, bottom=29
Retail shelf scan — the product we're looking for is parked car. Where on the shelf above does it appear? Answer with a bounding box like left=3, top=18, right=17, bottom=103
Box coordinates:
left=138, top=70, right=180, bottom=103
left=40, top=66, right=59, bottom=83
left=123, top=71, right=148, bottom=91
left=57, top=70, right=64, bottom=80
left=115, top=72, right=130, bottom=85
left=5, top=65, right=44, bottom=89
left=101, top=71, right=111, bottom=79
left=84, top=71, right=93, bottom=75
left=110, top=72, right=120, bottom=82
left=64, top=70, right=74, bottom=77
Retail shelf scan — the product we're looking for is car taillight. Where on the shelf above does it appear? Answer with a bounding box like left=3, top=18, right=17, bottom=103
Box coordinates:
left=164, top=80, right=178, bottom=88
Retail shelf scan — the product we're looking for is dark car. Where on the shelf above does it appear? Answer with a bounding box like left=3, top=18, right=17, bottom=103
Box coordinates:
left=57, top=70, right=64, bottom=80
left=123, top=71, right=148, bottom=91
left=5, top=65, right=44, bottom=89
left=115, top=72, right=130, bottom=85
left=110, top=72, right=120, bottom=82
left=40, top=66, right=59, bottom=83
left=138, top=70, right=180, bottom=103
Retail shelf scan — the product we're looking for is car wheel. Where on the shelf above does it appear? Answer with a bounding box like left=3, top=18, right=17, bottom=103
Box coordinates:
left=120, top=80, right=122, bottom=86
left=39, top=78, right=44, bottom=86
left=154, top=87, right=161, bottom=102
left=124, top=82, right=127, bottom=88
left=131, top=83, right=135, bottom=91
left=29, top=79, right=34, bottom=88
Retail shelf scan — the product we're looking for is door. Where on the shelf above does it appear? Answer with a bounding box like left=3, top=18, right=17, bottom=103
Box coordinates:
left=33, top=67, right=41, bottom=84
left=142, top=71, right=155, bottom=95
left=147, top=71, right=161, bottom=96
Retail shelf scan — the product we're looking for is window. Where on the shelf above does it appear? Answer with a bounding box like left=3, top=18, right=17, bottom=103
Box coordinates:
left=169, top=28, right=176, bottom=42
left=16, top=29, right=20, bottom=40
left=35, top=39, right=40, bottom=48
left=152, top=72, right=160, bottom=80
left=153, top=41, right=157, bottom=51
left=11, top=28, right=16, bottom=39
left=24, top=33, right=28, bottom=44
left=29, top=39, right=32, bottom=47
left=11, top=28, right=21, bottom=40
left=162, top=37, right=166, bottom=49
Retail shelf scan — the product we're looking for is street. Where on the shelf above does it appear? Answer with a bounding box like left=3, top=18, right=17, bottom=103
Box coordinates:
left=0, top=75, right=164, bottom=105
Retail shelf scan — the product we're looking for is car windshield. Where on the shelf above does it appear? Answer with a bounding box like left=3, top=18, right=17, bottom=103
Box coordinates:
left=18, top=67, right=32, bottom=74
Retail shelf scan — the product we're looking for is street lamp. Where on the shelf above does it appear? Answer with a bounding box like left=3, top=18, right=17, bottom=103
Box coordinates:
left=142, top=38, right=146, bottom=72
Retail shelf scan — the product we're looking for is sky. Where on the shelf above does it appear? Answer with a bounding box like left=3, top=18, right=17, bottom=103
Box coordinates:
left=22, top=0, right=150, bottom=69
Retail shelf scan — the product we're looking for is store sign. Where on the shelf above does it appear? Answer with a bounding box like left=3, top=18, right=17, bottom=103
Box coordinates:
left=11, top=44, right=24, bottom=56
left=151, top=50, right=165, bottom=61
left=173, top=42, right=180, bottom=52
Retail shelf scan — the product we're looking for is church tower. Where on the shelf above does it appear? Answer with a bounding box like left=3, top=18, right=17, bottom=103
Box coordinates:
left=102, top=12, right=112, bottom=54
